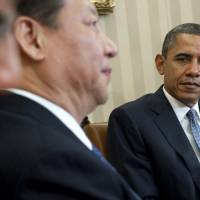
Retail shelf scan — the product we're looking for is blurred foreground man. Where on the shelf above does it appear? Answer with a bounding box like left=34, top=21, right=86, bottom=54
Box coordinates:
left=0, top=0, right=20, bottom=87
left=0, top=0, right=140, bottom=199
left=108, top=23, right=200, bottom=200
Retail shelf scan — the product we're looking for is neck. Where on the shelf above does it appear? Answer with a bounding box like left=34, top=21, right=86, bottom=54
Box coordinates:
left=18, top=61, right=97, bottom=123
left=18, top=80, right=96, bottom=124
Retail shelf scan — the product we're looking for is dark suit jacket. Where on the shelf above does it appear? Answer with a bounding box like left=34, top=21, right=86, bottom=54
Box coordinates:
left=0, top=92, right=140, bottom=200
left=107, top=87, right=200, bottom=200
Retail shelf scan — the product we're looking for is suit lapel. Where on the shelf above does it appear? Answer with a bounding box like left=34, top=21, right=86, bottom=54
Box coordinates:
left=151, top=87, right=200, bottom=191
left=0, top=92, right=82, bottom=143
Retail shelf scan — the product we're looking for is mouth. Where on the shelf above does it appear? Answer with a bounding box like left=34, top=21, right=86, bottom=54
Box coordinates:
left=180, top=81, right=200, bottom=88
left=101, top=67, right=112, bottom=77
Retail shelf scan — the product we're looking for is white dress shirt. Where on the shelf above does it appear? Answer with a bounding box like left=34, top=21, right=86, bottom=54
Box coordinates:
left=8, top=88, right=93, bottom=150
left=163, top=87, right=200, bottom=162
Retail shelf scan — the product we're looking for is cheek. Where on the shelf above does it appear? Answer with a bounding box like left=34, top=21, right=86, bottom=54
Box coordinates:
left=0, top=48, right=21, bottom=86
left=82, top=53, right=103, bottom=82
left=0, top=35, right=20, bottom=71
left=72, top=59, right=101, bottom=89
left=0, top=40, right=12, bottom=66
left=164, top=66, right=180, bottom=82
left=81, top=36, right=103, bottom=61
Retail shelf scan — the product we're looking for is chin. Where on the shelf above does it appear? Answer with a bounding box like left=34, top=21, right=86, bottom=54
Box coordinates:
left=96, top=92, right=109, bottom=105
left=97, top=96, right=108, bottom=105
left=92, top=84, right=109, bottom=105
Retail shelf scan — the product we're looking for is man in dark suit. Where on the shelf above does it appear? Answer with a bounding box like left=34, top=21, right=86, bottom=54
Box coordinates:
left=108, top=23, right=200, bottom=200
left=0, top=0, right=141, bottom=199
left=0, top=0, right=21, bottom=87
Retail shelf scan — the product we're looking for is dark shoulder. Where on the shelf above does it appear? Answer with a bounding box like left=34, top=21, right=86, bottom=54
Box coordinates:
left=115, top=93, right=154, bottom=113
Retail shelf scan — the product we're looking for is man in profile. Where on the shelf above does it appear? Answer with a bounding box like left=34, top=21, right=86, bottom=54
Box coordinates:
left=0, top=0, right=140, bottom=199
left=0, top=0, right=20, bottom=87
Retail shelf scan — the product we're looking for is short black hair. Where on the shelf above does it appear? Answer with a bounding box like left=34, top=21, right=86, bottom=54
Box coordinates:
left=16, top=0, right=65, bottom=28
left=162, top=23, right=200, bottom=57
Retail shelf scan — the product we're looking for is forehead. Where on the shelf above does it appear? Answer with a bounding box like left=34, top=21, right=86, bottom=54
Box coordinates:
left=169, top=33, right=200, bottom=54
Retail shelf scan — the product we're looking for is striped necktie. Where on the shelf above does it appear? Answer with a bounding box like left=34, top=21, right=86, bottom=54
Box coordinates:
left=186, top=109, right=200, bottom=149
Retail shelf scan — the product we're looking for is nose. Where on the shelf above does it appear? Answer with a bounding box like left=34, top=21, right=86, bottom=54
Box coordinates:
left=186, top=60, right=200, bottom=77
left=103, top=34, right=118, bottom=58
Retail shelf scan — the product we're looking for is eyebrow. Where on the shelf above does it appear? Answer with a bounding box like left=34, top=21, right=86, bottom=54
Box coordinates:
left=174, top=53, right=192, bottom=58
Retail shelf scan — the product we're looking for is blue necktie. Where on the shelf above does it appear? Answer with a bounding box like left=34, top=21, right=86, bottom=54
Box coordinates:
left=92, top=145, right=116, bottom=172
left=186, top=109, right=200, bottom=149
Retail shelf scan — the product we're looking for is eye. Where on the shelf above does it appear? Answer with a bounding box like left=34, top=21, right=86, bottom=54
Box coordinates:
left=92, top=20, right=97, bottom=26
left=91, top=18, right=99, bottom=27
left=177, top=57, right=187, bottom=62
left=175, top=56, right=191, bottom=64
left=83, top=16, right=99, bottom=32
left=90, top=19, right=100, bottom=33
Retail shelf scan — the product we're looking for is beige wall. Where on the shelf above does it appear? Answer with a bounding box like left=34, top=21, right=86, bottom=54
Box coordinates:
left=90, top=0, right=200, bottom=122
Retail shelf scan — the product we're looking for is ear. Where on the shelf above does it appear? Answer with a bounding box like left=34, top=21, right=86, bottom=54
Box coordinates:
left=155, top=54, right=165, bottom=75
left=14, top=16, right=45, bottom=61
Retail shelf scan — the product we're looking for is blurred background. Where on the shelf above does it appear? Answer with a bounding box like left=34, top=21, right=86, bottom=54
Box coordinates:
left=90, top=0, right=200, bottom=122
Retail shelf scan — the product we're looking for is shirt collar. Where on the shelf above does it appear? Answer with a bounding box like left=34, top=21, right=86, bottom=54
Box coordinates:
left=8, top=88, right=92, bottom=150
left=163, top=86, right=200, bottom=122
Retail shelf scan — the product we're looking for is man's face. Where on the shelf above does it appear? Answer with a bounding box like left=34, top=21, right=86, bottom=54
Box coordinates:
left=0, top=0, right=20, bottom=87
left=157, top=33, right=200, bottom=107
left=43, top=0, right=117, bottom=107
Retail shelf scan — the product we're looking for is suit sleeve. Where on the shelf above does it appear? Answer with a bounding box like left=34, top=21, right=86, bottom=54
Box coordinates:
left=107, top=107, right=160, bottom=200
